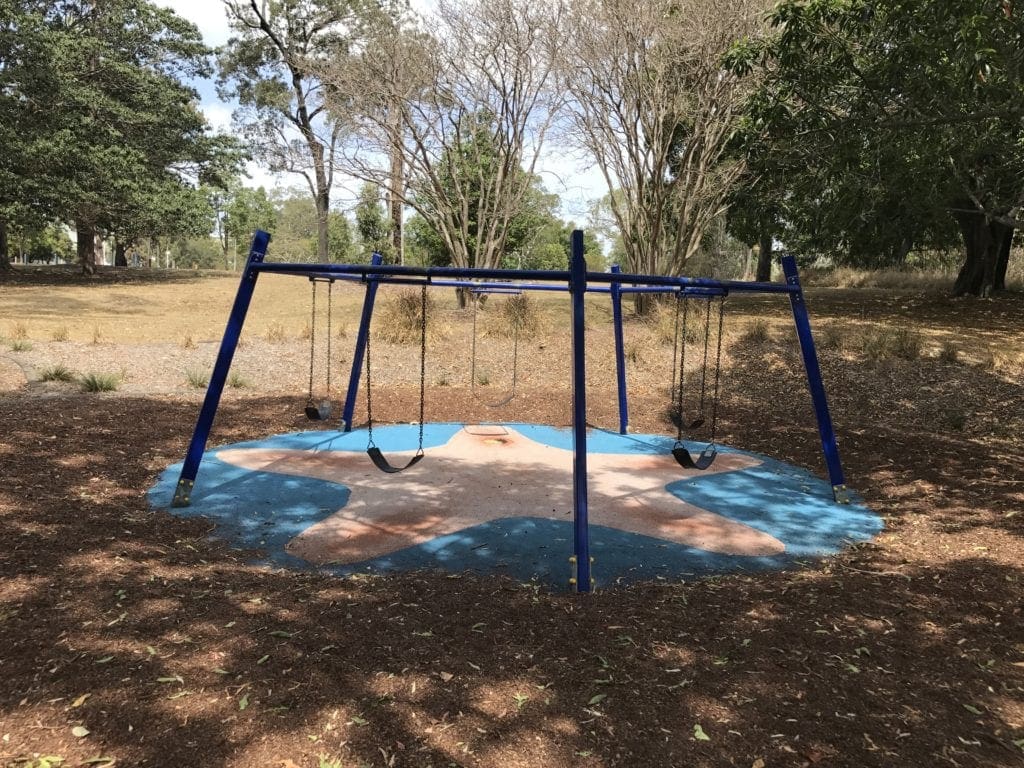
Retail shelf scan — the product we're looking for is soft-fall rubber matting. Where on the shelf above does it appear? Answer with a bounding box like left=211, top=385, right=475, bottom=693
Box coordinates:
left=148, top=424, right=881, bottom=589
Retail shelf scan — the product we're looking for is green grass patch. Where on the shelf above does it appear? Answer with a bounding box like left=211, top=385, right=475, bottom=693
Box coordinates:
left=185, top=367, right=210, bottom=388
left=80, top=372, right=120, bottom=392
left=9, top=339, right=32, bottom=352
left=39, top=364, right=76, bottom=382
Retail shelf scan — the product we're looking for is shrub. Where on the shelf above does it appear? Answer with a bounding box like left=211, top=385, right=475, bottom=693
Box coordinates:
left=9, top=322, right=28, bottom=340
left=265, top=322, right=287, bottom=342
left=80, top=372, right=119, bottom=392
left=39, top=364, right=76, bottom=382
left=180, top=333, right=196, bottom=349
left=861, top=326, right=922, bottom=362
left=646, top=299, right=704, bottom=347
left=51, top=326, right=70, bottom=342
left=185, top=368, right=210, bottom=388
left=817, top=323, right=845, bottom=351
left=376, top=288, right=446, bottom=344
left=9, top=339, right=32, bottom=352
left=740, top=318, right=771, bottom=344
left=938, top=340, right=959, bottom=363
left=227, top=371, right=251, bottom=389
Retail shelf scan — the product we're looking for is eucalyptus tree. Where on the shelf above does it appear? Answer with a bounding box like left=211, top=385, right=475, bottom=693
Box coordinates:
left=219, top=0, right=379, bottom=263
left=325, top=0, right=565, bottom=303
left=556, top=0, right=764, bottom=310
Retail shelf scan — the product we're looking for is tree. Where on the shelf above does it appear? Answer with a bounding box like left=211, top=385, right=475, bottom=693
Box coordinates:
left=327, top=0, right=564, bottom=304
left=271, top=191, right=353, bottom=261
left=729, top=0, right=1024, bottom=296
left=353, top=182, right=393, bottom=262
left=0, top=0, right=239, bottom=273
left=219, top=0, right=376, bottom=263
left=214, top=183, right=277, bottom=269
left=556, top=0, right=764, bottom=310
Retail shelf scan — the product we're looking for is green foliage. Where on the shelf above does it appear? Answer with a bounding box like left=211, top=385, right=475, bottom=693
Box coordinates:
left=80, top=372, right=120, bottom=392
left=213, top=182, right=277, bottom=268
left=269, top=192, right=354, bottom=262
left=39, top=364, right=76, bottom=382
left=0, top=0, right=242, bottom=266
left=355, top=182, right=394, bottom=262
left=729, top=0, right=1024, bottom=289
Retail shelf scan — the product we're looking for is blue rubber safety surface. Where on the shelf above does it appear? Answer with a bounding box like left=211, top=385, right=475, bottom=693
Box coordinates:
left=148, top=424, right=882, bottom=589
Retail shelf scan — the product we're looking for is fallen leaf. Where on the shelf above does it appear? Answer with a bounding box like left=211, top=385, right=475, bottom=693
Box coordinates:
left=439, top=672, right=454, bottom=683
left=693, top=724, right=710, bottom=741
left=71, top=694, right=91, bottom=708
left=71, top=725, right=90, bottom=738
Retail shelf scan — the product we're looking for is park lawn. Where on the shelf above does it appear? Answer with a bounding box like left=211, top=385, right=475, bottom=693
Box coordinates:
left=0, top=265, right=1022, bottom=767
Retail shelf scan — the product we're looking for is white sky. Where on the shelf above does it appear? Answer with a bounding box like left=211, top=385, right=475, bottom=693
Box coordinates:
left=158, top=0, right=606, bottom=221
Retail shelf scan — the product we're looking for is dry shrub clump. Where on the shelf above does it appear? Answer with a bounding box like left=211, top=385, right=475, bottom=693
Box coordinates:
left=860, top=325, right=923, bottom=362
left=376, top=288, right=448, bottom=345
left=264, top=322, right=287, bottom=343
left=739, top=318, right=771, bottom=344
left=480, top=293, right=541, bottom=338
left=645, top=299, right=704, bottom=346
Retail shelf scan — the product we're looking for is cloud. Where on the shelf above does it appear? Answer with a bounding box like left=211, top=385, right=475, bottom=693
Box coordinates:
left=157, top=0, right=231, bottom=46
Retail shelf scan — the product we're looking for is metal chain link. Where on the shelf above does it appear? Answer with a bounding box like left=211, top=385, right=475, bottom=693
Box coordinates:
left=325, top=280, right=332, bottom=396
left=307, top=280, right=316, bottom=405
left=674, top=294, right=689, bottom=444
left=365, top=289, right=376, bottom=449
left=708, top=294, right=727, bottom=445
left=416, top=284, right=426, bottom=456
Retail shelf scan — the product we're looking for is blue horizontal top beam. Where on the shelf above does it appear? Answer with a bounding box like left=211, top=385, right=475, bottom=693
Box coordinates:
left=252, top=261, right=798, bottom=295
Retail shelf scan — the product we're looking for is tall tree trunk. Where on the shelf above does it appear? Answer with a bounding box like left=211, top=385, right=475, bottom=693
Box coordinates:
left=756, top=233, right=773, bottom=282
left=77, top=222, right=100, bottom=275
left=993, top=223, right=1013, bottom=292
left=0, top=219, right=9, bottom=270
left=315, top=187, right=330, bottom=263
left=633, top=292, right=656, bottom=316
left=952, top=208, right=1004, bottom=297
left=389, top=140, right=404, bottom=265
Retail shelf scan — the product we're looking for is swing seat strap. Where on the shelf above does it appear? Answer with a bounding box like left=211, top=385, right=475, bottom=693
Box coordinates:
left=366, top=447, right=424, bottom=474
left=672, top=443, right=717, bottom=471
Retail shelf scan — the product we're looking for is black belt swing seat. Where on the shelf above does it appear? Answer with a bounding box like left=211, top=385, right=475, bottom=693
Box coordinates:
left=670, top=291, right=726, bottom=471
left=364, top=283, right=427, bottom=473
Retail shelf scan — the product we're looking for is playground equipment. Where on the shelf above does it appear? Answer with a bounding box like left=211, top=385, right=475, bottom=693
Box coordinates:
left=470, top=286, right=523, bottom=408
left=303, top=278, right=334, bottom=421
left=170, top=230, right=849, bottom=593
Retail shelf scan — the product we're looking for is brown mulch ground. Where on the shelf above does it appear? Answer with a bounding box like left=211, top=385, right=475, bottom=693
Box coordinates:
left=1, top=279, right=1023, bottom=767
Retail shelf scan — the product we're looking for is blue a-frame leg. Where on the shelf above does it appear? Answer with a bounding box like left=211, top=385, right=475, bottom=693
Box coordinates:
left=782, top=254, right=849, bottom=503
left=340, top=252, right=384, bottom=432
left=172, top=231, right=270, bottom=507
left=569, top=231, right=593, bottom=592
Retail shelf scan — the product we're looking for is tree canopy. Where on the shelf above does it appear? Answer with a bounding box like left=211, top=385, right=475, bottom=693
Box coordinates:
left=728, top=0, right=1024, bottom=295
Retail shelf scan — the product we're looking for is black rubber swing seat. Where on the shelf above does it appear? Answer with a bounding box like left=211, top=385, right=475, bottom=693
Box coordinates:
left=672, top=443, right=718, bottom=471
left=304, top=401, right=332, bottom=421
left=366, top=447, right=424, bottom=474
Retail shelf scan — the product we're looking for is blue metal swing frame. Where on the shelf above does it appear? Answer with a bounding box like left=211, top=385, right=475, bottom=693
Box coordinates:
left=170, top=229, right=848, bottom=593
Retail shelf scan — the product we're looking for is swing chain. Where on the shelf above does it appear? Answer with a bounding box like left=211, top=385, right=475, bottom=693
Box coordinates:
left=416, top=283, right=426, bottom=457
left=365, top=288, right=376, bottom=449
left=307, top=280, right=317, bottom=405
left=325, top=280, right=332, bottom=396
left=696, top=295, right=712, bottom=414
left=708, top=294, right=726, bottom=445
left=674, top=294, right=689, bottom=445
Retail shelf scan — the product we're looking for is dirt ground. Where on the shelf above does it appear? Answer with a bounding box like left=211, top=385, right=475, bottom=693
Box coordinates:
left=1, top=265, right=1022, bottom=768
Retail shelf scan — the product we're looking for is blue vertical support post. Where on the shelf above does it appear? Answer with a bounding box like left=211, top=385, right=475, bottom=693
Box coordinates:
left=609, top=264, right=629, bottom=434
left=781, top=255, right=849, bottom=503
left=172, top=231, right=270, bottom=507
left=340, top=252, right=384, bottom=432
left=569, top=231, right=592, bottom=592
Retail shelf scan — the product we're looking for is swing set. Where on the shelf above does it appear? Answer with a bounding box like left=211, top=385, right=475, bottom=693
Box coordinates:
left=170, top=230, right=849, bottom=592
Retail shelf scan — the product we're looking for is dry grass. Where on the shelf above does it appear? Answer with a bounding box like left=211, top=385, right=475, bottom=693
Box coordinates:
left=739, top=318, right=771, bottom=344
left=180, top=333, right=196, bottom=350
left=265, top=322, right=287, bottom=343
left=79, top=372, right=119, bottom=392
left=375, top=288, right=448, bottom=345
left=9, top=321, right=29, bottom=340
left=50, top=325, right=70, bottom=342
left=860, top=326, right=923, bottom=362
left=938, top=340, right=959, bottom=363
left=39, top=363, right=76, bottom=382
left=479, top=293, right=541, bottom=338
left=9, top=339, right=32, bottom=352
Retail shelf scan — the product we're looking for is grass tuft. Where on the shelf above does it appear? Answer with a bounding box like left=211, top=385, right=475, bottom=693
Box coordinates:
left=80, top=372, right=119, bottom=392
left=265, top=322, right=287, bottom=343
left=740, top=318, right=771, bottom=344
left=227, top=371, right=251, bottom=389
left=91, top=326, right=103, bottom=345
left=861, top=326, right=922, bottom=362
left=39, top=364, right=76, bottom=382
left=376, top=289, right=447, bottom=344
left=185, top=368, right=210, bottom=388
left=479, top=293, right=541, bottom=339
left=938, top=340, right=959, bottom=363
left=51, top=325, right=70, bottom=342
left=180, top=333, right=196, bottom=350
left=10, top=339, right=32, bottom=352
left=9, top=321, right=28, bottom=340
left=817, top=324, right=845, bottom=351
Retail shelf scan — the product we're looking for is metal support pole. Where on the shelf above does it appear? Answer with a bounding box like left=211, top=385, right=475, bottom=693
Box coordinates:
left=781, top=255, right=849, bottom=503
left=610, top=264, right=629, bottom=434
left=569, top=231, right=592, bottom=591
left=340, top=252, right=384, bottom=432
left=172, top=231, right=270, bottom=507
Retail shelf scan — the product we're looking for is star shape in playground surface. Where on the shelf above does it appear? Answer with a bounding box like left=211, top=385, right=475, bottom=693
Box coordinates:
left=214, top=425, right=785, bottom=566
